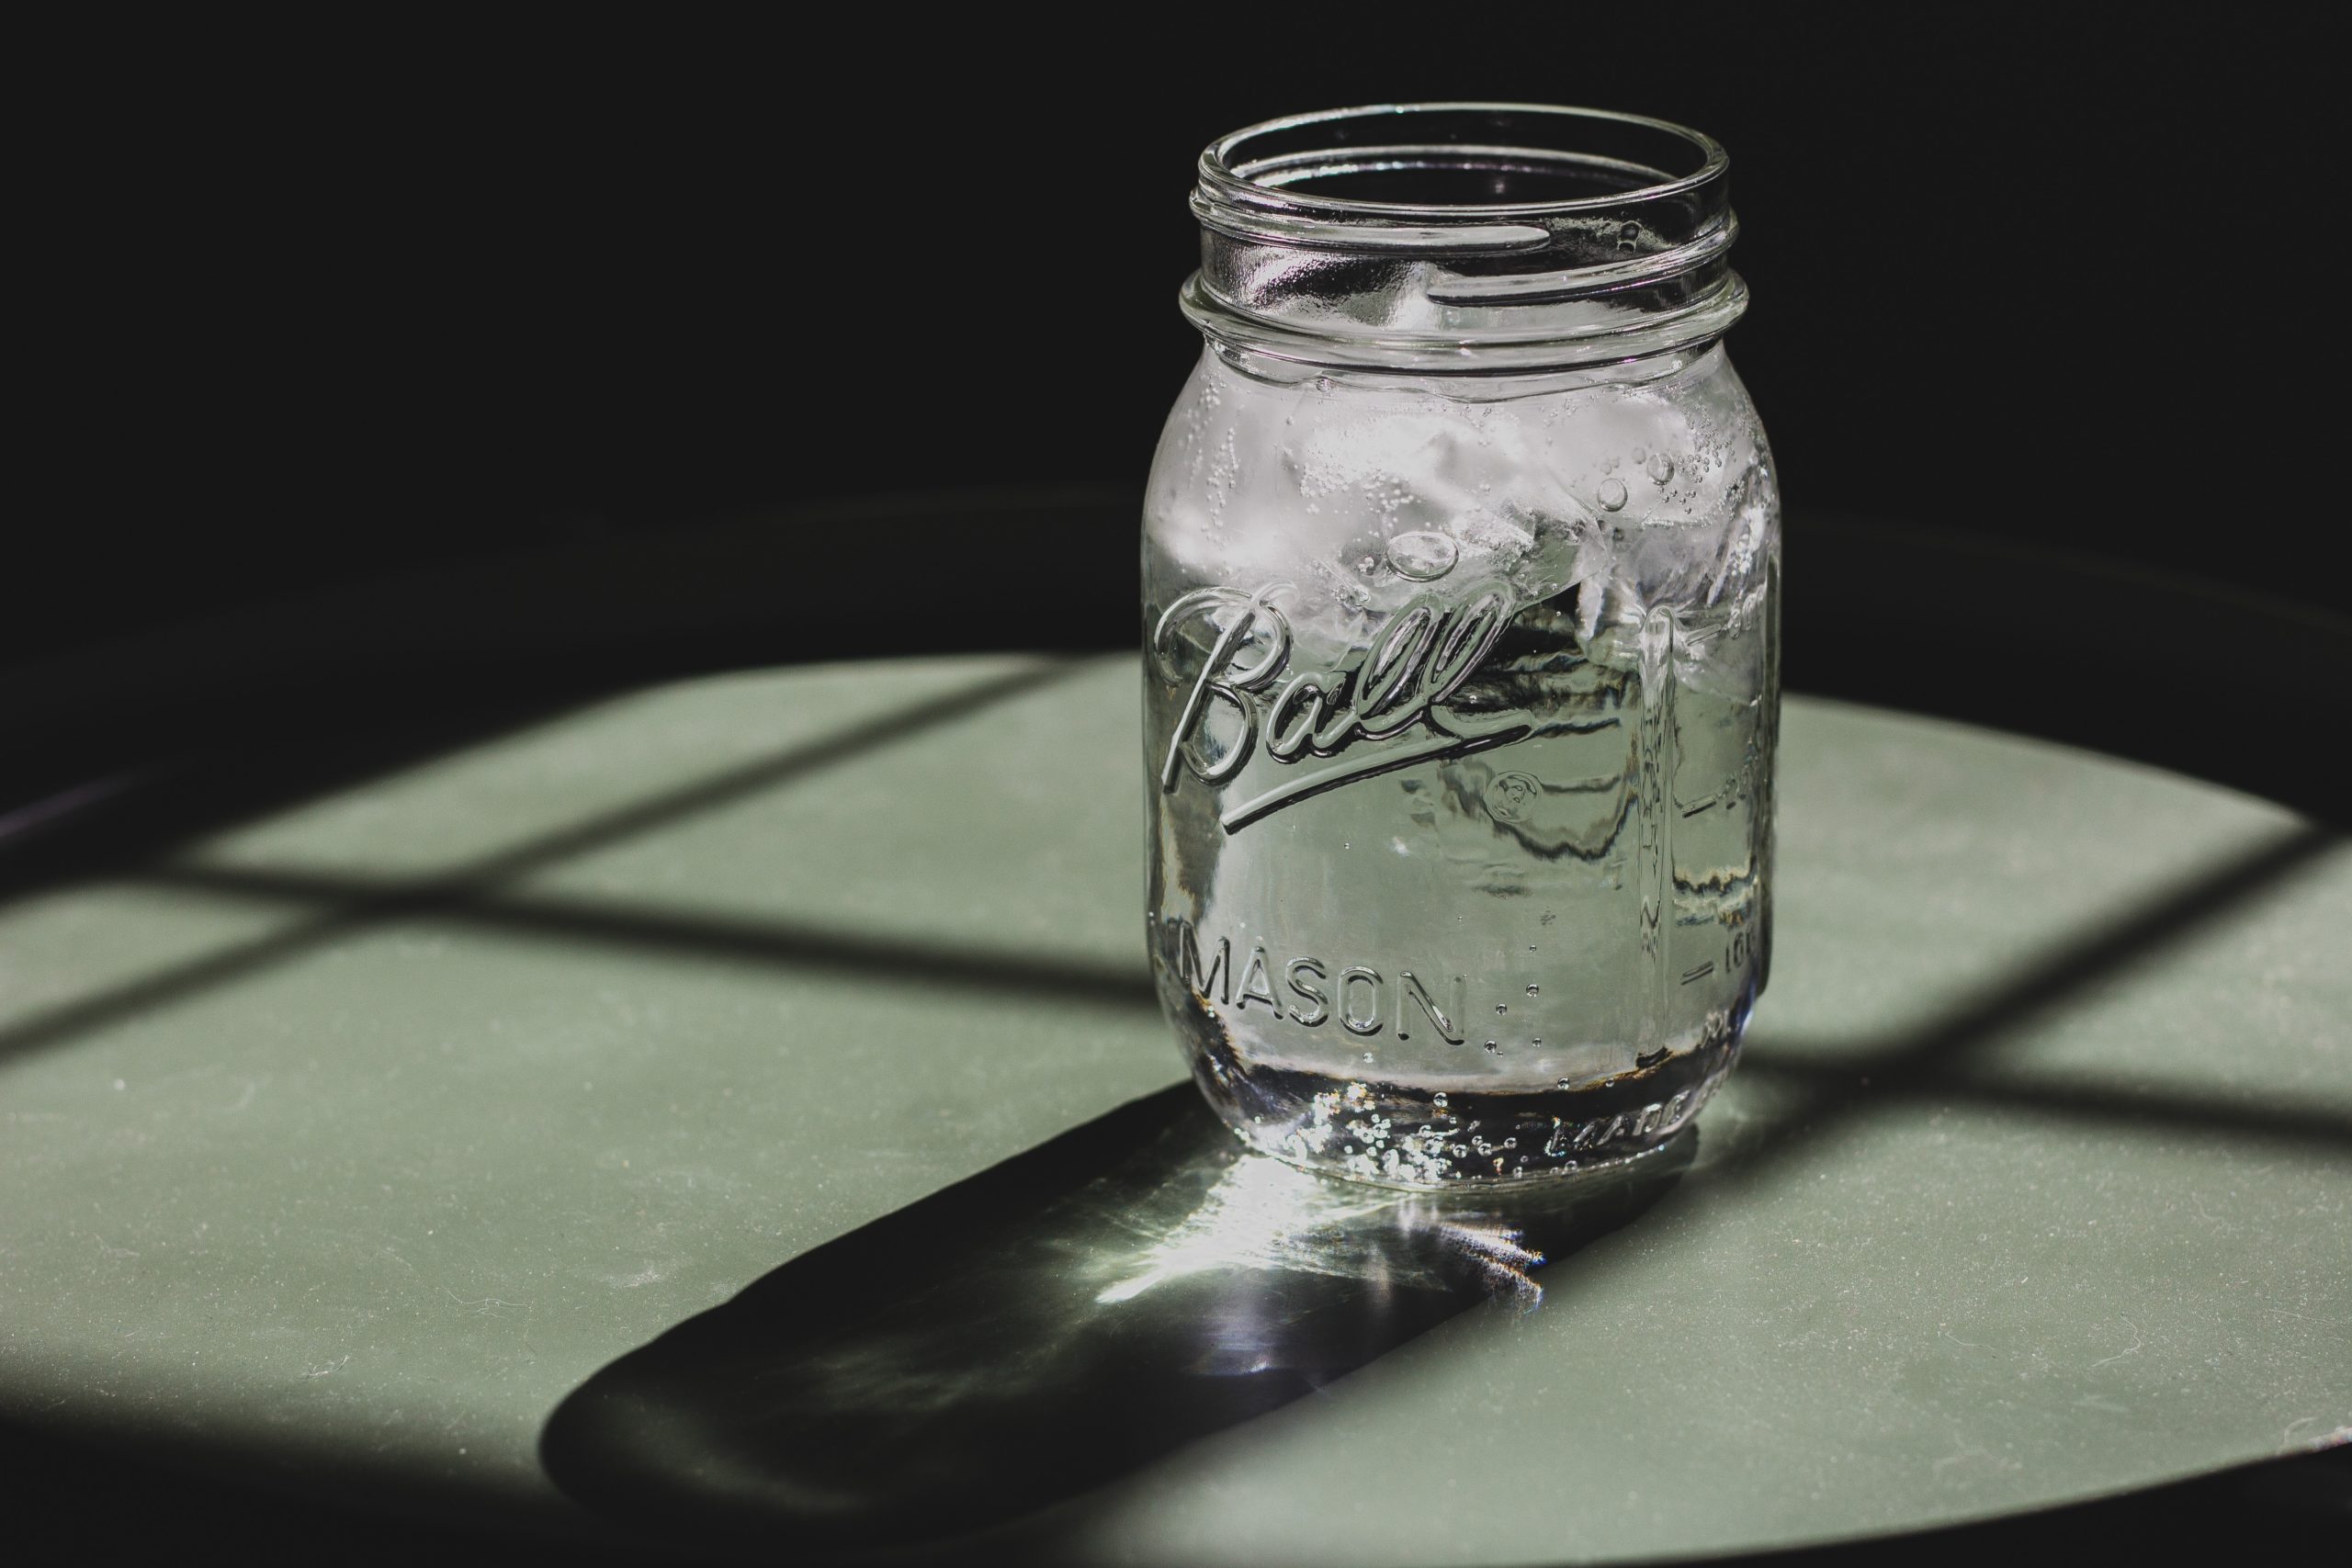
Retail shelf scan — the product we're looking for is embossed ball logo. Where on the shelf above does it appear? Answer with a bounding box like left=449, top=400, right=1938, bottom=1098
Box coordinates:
left=1151, top=581, right=1534, bottom=832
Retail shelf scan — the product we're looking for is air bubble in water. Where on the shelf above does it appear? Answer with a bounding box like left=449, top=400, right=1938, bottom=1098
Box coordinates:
left=1495, top=1002, right=1509, bottom=1014
left=1431, top=1092, right=1449, bottom=1110
left=1385, top=530, right=1460, bottom=581
left=1525, top=984, right=1541, bottom=997
left=1646, top=451, right=1675, bottom=484
left=1596, top=477, right=1629, bottom=513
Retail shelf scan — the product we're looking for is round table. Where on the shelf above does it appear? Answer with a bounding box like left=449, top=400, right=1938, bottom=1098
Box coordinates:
left=1, top=654, right=2346, bottom=1562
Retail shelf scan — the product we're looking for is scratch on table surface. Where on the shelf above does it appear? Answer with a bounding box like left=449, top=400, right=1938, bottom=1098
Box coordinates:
left=443, top=1286, right=528, bottom=1318
left=1939, top=1326, right=1988, bottom=1352
left=2088, top=1316, right=2143, bottom=1370
left=94, top=1235, right=141, bottom=1260
left=2279, top=1416, right=2352, bottom=1452
left=1931, top=1435, right=2003, bottom=1479
left=303, top=1354, right=352, bottom=1379
left=607, top=1265, right=667, bottom=1289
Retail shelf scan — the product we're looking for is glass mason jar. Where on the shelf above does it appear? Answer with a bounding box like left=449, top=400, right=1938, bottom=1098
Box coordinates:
left=1143, top=104, right=1779, bottom=1189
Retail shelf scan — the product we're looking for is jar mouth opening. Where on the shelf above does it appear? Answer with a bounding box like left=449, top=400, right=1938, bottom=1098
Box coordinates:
left=1188, top=103, right=1747, bottom=373
left=1200, top=103, right=1727, bottom=220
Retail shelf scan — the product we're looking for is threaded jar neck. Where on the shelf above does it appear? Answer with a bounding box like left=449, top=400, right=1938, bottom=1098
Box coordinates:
left=1185, top=103, right=1747, bottom=374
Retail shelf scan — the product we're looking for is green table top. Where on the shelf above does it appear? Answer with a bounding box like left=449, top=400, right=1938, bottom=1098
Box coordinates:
left=2, top=655, right=2346, bottom=1563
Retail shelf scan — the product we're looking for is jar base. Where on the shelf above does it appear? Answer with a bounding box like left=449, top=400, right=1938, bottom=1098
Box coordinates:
left=1184, top=1024, right=1744, bottom=1192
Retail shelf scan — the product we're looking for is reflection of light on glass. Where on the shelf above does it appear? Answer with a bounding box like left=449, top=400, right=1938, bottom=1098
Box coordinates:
left=1092, top=1155, right=1546, bottom=1307
left=1095, top=1156, right=1411, bottom=1304
left=1438, top=1220, right=1546, bottom=1309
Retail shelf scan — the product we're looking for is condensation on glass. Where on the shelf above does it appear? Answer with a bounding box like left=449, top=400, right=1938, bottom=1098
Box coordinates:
left=1144, top=104, right=1780, bottom=1189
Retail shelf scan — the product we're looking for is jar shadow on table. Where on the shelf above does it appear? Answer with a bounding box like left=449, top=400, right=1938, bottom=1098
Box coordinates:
left=538, top=1086, right=1692, bottom=1554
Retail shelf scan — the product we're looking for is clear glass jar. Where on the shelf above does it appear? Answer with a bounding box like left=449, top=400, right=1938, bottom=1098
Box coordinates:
left=1143, top=104, right=1780, bottom=1189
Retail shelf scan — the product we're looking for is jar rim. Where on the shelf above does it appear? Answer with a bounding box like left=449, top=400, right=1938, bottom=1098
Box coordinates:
left=1197, top=102, right=1729, bottom=225
left=1187, top=103, right=1747, bottom=372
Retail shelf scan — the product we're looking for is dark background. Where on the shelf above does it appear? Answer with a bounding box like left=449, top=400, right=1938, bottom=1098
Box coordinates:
left=22, top=7, right=2345, bottom=678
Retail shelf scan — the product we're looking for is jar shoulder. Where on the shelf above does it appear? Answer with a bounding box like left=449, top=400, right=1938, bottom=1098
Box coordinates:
left=1145, top=344, right=1777, bottom=563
